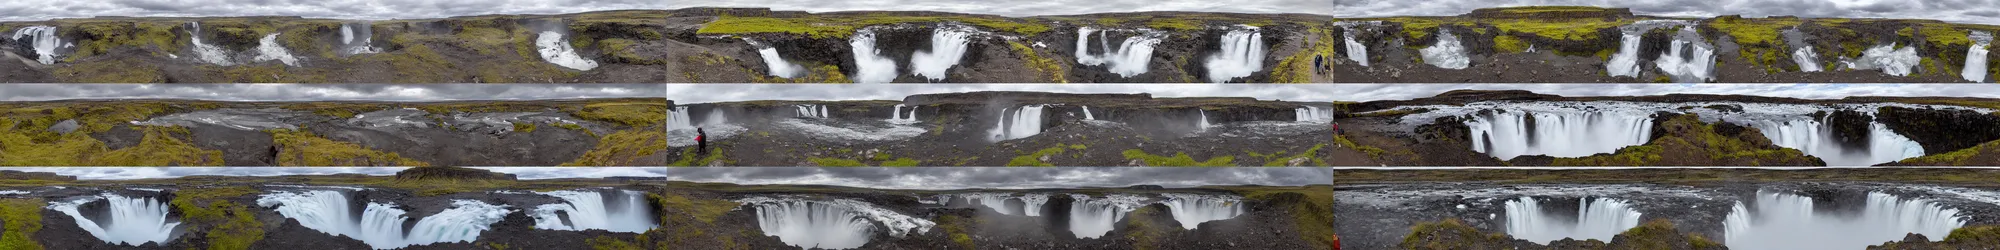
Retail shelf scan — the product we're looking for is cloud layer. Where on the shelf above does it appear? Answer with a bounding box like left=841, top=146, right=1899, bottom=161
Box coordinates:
left=0, top=84, right=664, bottom=102
left=668, top=83, right=2000, bottom=104
left=655, top=167, right=1333, bottom=190
left=0, top=0, right=1333, bottom=21
left=1332, top=0, right=2000, bottom=25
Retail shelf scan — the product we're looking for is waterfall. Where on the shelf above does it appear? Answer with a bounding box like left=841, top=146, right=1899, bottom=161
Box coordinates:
left=911, top=24, right=975, bottom=81
left=668, top=106, right=693, bottom=131
left=535, top=31, right=598, bottom=71
left=10, top=26, right=63, bottom=64
left=1724, top=190, right=1964, bottom=250
left=1844, top=43, right=1921, bottom=76
left=738, top=197, right=936, bottom=250
left=1964, top=31, right=1992, bottom=83
left=1418, top=28, right=1470, bottom=69
left=1197, top=110, right=1212, bottom=131
left=988, top=105, right=1047, bottom=141
left=1607, top=20, right=1688, bottom=77
left=889, top=104, right=919, bottom=124
left=1746, top=117, right=1926, bottom=166
left=1075, top=27, right=1163, bottom=77
left=253, top=33, right=300, bottom=66
left=795, top=104, right=830, bottom=119
left=187, top=22, right=234, bottom=66
left=47, top=194, right=180, bottom=246
left=1204, top=25, right=1267, bottom=83
left=340, top=22, right=379, bottom=55
left=1653, top=26, right=1716, bottom=82
left=1296, top=106, right=1330, bottom=122
left=1159, top=194, right=1244, bottom=230
left=531, top=190, right=656, bottom=233
left=257, top=190, right=511, bottom=249
left=1082, top=106, right=1096, bottom=120
left=1463, top=109, right=1655, bottom=160
left=1341, top=31, right=1368, bottom=67
left=1785, top=28, right=1823, bottom=72
left=959, top=193, right=1048, bottom=216
left=850, top=28, right=900, bottom=83
left=745, top=39, right=806, bottom=78
left=1020, top=194, right=1048, bottom=217
left=1502, top=197, right=1642, bottom=244
left=1069, top=194, right=1149, bottom=239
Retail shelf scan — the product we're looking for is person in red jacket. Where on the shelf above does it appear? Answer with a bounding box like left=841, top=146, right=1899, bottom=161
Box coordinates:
left=695, top=127, right=707, bottom=155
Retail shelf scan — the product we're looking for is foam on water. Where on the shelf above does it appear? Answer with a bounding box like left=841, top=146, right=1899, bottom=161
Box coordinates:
left=1502, top=196, right=1643, bottom=243
left=737, top=196, right=935, bottom=249
left=531, top=190, right=657, bottom=233
left=1204, top=25, right=1267, bottom=82
left=745, top=39, right=807, bottom=78
left=1964, top=31, right=1992, bottom=83
left=257, top=190, right=511, bottom=249
left=888, top=104, right=920, bottom=124
left=1845, top=43, right=1922, bottom=76
left=1075, top=27, right=1164, bottom=77
left=795, top=104, right=830, bottom=118
left=1747, top=118, right=1926, bottom=166
left=911, top=24, right=975, bottom=81
left=187, top=22, right=235, bottom=66
left=1653, top=26, right=1716, bottom=82
left=1607, top=20, right=1690, bottom=77
left=1783, top=28, right=1823, bottom=72
left=850, top=28, right=900, bottom=83
left=253, top=33, right=300, bottom=66
left=47, top=194, right=180, bottom=246
left=1463, top=109, right=1655, bottom=160
left=11, top=26, right=63, bottom=64
left=1418, top=28, right=1470, bottom=69
left=988, top=105, right=1047, bottom=141
left=340, top=22, right=379, bottom=55
left=1069, top=194, right=1151, bottom=239
left=131, top=108, right=305, bottom=131
left=535, top=31, right=598, bottom=71
left=1160, top=193, right=1245, bottom=230
left=778, top=119, right=926, bottom=142
left=1724, top=190, right=1965, bottom=250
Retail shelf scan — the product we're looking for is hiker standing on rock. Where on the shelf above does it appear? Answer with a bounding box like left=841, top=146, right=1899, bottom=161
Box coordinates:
left=696, top=127, right=708, bottom=155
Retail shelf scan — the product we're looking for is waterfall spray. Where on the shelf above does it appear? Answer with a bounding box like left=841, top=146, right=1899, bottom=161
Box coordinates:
left=10, top=26, right=64, bottom=64
left=1204, top=25, right=1267, bottom=83
left=911, top=24, right=975, bottom=81
left=47, top=194, right=180, bottom=246
left=850, top=28, right=900, bottom=83
left=1502, top=196, right=1642, bottom=243
left=1076, top=27, right=1164, bottom=77
left=746, top=39, right=807, bottom=78
left=1418, top=28, right=1470, bottom=69
left=535, top=31, right=599, bottom=71
left=1964, top=31, right=1992, bottom=83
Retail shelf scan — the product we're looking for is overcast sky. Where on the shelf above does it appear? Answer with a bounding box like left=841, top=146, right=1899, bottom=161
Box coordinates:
left=0, top=84, right=663, bottom=101
left=0, top=0, right=1332, bottom=21
left=654, top=167, right=1333, bottom=190
left=668, top=83, right=2000, bottom=104
left=0, top=167, right=407, bottom=180
left=1334, top=0, right=2000, bottom=25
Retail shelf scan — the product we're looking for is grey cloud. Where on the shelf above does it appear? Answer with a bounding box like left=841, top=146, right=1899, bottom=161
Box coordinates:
left=667, top=83, right=2000, bottom=104
left=0, top=0, right=1333, bottom=21
left=0, top=84, right=664, bottom=101
left=659, top=167, right=1333, bottom=190
left=1331, top=0, right=2000, bottom=25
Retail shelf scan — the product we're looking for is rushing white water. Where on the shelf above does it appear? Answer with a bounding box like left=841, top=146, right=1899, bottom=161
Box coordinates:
left=1419, top=28, right=1470, bottom=69
left=535, top=31, right=598, bottom=71
left=668, top=106, right=693, bottom=131
left=778, top=119, right=927, bottom=142
left=1159, top=193, right=1244, bottom=230
left=888, top=104, right=920, bottom=124
left=1724, top=190, right=1965, bottom=250
left=1845, top=43, right=1921, bottom=76
left=340, top=22, right=379, bottom=55
left=988, top=105, right=1047, bottom=141
left=1793, top=46, right=1824, bottom=72
left=911, top=24, right=975, bottom=81
left=531, top=190, right=656, bottom=233
left=11, top=26, right=63, bottom=64
left=1964, top=31, right=1992, bottom=83
left=1075, top=27, right=1163, bottom=77
left=1335, top=21, right=1374, bottom=67
left=1653, top=26, right=1716, bottom=82
left=1204, top=25, right=1267, bottom=83
left=1746, top=117, right=1926, bottom=166
left=187, top=22, right=234, bottom=66
left=795, top=104, right=830, bottom=118
left=1464, top=109, right=1656, bottom=160
left=258, top=190, right=512, bottom=249
left=1197, top=109, right=1212, bottom=131
left=956, top=193, right=1050, bottom=216
left=1296, top=106, right=1331, bottom=122
left=850, top=28, right=900, bottom=83
left=253, top=33, right=300, bottom=66
left=1502, top=196, right=1642, bottom=244
left=1607, top=20, right=1690, bottom=77
left=1081, top=106, right=1096, bottom=120
left=47, top=194, right=180, bottom=246
left=745, top=39, right=807, bottom=78
left=737, top=197, right=935, bottom=250
left=1069, top=194, right=1151, bottom=239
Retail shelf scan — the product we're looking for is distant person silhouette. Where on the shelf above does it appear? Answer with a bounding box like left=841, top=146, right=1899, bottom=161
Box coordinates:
left=695, top=127, right=708, bottom=155
left=1313, top=55, right=1324, bottom=74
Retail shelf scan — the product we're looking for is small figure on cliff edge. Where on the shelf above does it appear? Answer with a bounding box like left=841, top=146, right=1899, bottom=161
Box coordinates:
left=696, top=127, right=708, bottom=155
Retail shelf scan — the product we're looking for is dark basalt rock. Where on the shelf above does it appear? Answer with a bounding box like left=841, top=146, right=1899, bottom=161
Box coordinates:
left=1826, top=110, right=1875, bottom=149
left=1876, top=106, right=2000, bottom=154
left=394, top=166, right=518, bottom=181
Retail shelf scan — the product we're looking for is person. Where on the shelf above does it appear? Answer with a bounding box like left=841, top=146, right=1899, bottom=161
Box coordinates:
left=696, top=127, right=708, bottom=155
left=1332, top=121, right=1342, bottom=135
left=1313, top=55, right=1324, bottom=75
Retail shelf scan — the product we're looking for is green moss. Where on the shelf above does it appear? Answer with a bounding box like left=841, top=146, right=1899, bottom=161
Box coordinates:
left=1145, top=19, right=1203, bottom=31
left=170, top=187, right=264, bottom=250
left=269, top=129, right=428, bottom=166
left=553, top=123, right=586, bottom=131
left=1552, top=145, right=1664, bottom=166
left=1493, top=35, right=1529, bottom=53
left=566, top=129, right=667, bottom=166
left=1399, top=219, right=1514, bottom=249
left=0, top=199, right=43, bottom=250
left=1121, top=149, right=1235, bottom=166
left=1901, top=140, right=1995, bottom=165
left=1007, top=143, right=1083, bottom=166
left=92, top=126, right=226, bottom=166
left=698, top=15, right=1051, bottom=39
left=655, top=193, right=736, bottom=224
left=938, top=215, right=978, bottom=250
left=1333, top=135, right=1386, bottom=159
left=1491, top=18, right=1628, bottom=41
left=65, top=22, right=185, bottom=60
left=808, top=157, right=867, bottom=167
left=1257, top=144, right=1329, bottom=166
left=1124, top=207, right=1167, bottom=250
left=572, top=102, right=668, bottom=127
left=51, top=58, right=166, bottom=83
left=1008, top=41, right=1067, bottom=83
left=376, top=43, right=459, bottom=83
left=512, top=122, right=537, bottom=133
left=880, top=157, right=922, bottom=167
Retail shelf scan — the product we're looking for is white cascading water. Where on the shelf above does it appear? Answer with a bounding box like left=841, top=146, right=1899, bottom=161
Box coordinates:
left=531, top=190, right=656, bottom=233
left=339, top=22, right=379, bottom=55
left=1296, top=106, right=1330, bottom=122
left=47, top=194, right=179, bottom=246
left=1204, top=25, right=1267, bottom=83
left=187, top=22, right=234, bottom=66
left=1159, top=194, right=1244, bottom=230
left=1075, top=27, right=1163, bottom=77
left=1069, top=194, right=1150, bottom=239
left=1724, top=190, right=1965, bottom=250
left=668, top=106, right=693, bottom=131
left=1606, top=20, right=1689, bottom=77
left=253, top=33, right=300, bottom=66
left=745, top=39, right=807, bottom=78
left=1464, top=109, right=1655, bottom=160
left=258, top=190, right=511, bottom=249
left=535, top=31, right=598, bottom=71
left=1342, top=31, right=1369, bottom=67
left=1082, top=106, right=1096, bottom=120
left=10, top=26, right=64, bottom=64
left=795, top=104, right=830, bottom=118
left=888, top=104, right=919, bottom=124
left=1653, top=26, right=1717, bottom=82
left=1502, top=196, right=1643, bottom=244
left=911, top=24, right=975, bottom=81
left=1747, top=117, right=1926, bottom=166
left=1197, top=110, right=1212, bottom=131
left=958, top=193, right=1049, bottom=216
left=738, top=197, right=935, bottom=250
left=1418, top=28, right=1470, bottom=69
left=1793, top=46, right=1824, bottom=72
left=850, top=28, right=900, bottom=83
left=1845, top=43, right=1921, bottom=76
left=1963, top=31, right=1992, bottom=83
left=988, top=105, right=1046, bottom=141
